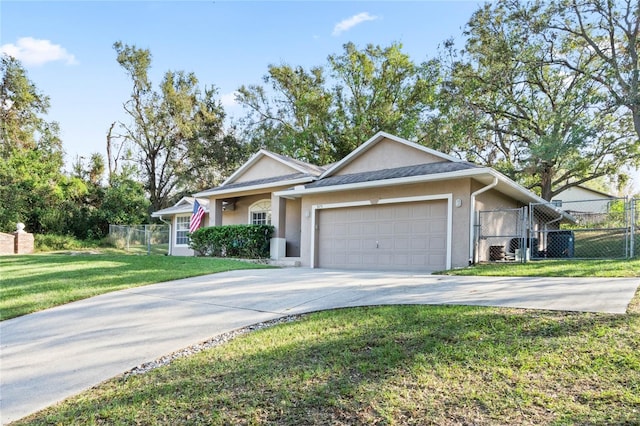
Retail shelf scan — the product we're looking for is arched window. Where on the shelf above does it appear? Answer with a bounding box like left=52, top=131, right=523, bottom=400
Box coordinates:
left=249, top=199, right=271, bottom=225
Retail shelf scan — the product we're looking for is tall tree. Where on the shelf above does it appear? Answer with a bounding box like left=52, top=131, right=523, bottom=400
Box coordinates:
left=237, top=64, right=334, bottom=163
left=541, top=0, right=640, bottom=139
left=328, top=42, right=438, bottom=159
left=236, top=42, right=438, bottom=164
left=0, top=55, right=51, bottom=153
left=0, top=55, right=69, bottom=233
left=114, top=42, right=240, bottom=211
left=428, top=1, right=638, bottom=200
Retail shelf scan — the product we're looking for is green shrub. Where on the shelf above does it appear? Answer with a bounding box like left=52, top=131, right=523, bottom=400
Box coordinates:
left=189, top=225, right=274, bottom=259
left=35, top=234, right=84, bottom=251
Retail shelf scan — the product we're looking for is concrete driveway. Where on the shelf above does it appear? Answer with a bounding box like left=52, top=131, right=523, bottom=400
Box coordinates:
left=1, top=268, right=638, bottom=424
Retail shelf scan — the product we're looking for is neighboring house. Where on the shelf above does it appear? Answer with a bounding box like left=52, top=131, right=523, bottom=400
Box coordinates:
left=151, top=197, right=209, bottom=256
left=153, top=132, right=555, bottom=271
left=552, top=185, right=616, bottom=213
left=552, top=185, right=619, bottom=229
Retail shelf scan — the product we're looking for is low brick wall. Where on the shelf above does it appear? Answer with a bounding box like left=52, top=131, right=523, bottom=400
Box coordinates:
left=15, top=232, right=35, bottom=254
left=0, top=233, right=14, bottom=255
left=0, top=231, right=35, bottom=254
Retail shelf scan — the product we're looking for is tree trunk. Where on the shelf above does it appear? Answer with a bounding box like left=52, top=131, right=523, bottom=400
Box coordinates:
left=540, top=169, right=553, bottom=201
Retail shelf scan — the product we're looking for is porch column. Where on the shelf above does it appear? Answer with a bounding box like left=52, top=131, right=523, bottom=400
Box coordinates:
left=270, top=194, right=287, bottom=259
left=209, top=199, right=223, bottom=227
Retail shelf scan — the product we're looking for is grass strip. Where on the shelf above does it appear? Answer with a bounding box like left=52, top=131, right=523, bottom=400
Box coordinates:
left=439, top=258, right=640, bottom=278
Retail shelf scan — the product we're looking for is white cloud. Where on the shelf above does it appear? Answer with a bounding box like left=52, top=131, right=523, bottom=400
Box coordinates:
left=332, top=12, right=379, bottom=36
left=0, top=37, right=77, bottom=67
left=220, top=91, right=239, bottom=108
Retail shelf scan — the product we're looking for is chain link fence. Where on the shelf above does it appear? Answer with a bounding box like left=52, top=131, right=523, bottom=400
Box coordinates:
left=477, top=197, right=638, bottom=262
left=530, top=198, right=630, bottom=260
left=108, top=224, right=170, bottom=255
left=476, top=208, right=528, bottom=263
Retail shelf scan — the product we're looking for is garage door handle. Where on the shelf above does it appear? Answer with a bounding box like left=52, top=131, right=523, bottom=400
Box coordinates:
left=376, top=241, right=379, bottom=249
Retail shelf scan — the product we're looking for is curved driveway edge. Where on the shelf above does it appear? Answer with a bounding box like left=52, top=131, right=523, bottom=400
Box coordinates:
left=1, top=268, right=638, bottom=424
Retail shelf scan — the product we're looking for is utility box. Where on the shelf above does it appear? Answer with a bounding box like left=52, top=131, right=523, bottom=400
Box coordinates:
left=546, top=230, right=574, bottom=258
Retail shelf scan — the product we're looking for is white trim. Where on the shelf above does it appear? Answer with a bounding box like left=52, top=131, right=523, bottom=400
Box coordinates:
left=248, top=199, right=272, bottom=225
left=174, top=214, right=191, bottom=247
left=277, top=168, right=486, bottom=198
left=194, top=177, right=315, bottom=198
left=319, top=131, right=461, bottom=179
left=469, top=177, right=498, bottom=263
left=310, top=193, right=452, bottom=270
left=276, top=167, right=552, bottom=207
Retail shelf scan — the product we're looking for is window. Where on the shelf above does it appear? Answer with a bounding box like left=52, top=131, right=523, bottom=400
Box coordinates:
left=249, top=200, right=271, bottom=225
left=175, top=215, right=190, bottom=245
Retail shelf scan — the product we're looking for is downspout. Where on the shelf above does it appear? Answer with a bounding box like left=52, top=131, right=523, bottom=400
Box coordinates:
left=469, top=177, right=498, bottom=264
left=157, top=215, right=172, bottom=256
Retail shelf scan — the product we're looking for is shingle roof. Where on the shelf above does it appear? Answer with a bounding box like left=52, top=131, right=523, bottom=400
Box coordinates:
left=151, top=197, right=209, bottom=217
left=203, top=172, right=313, bottom=193
left=305, top=161, right=480, bottom=189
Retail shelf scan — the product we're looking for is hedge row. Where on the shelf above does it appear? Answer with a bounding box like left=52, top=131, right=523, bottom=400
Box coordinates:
left=189, top=224, right=274, bottom=259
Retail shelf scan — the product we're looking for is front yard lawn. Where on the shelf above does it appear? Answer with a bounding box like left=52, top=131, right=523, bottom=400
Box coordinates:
left=15, top=298, right=640, bottom=425
left=0, top=253, right=270, bottom=320
left=6, top=257, right=640, bottom=424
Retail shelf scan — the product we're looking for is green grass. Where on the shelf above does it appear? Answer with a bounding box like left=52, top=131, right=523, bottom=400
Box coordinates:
left=573, top=229, right=627, bottom=259
left=0, top=253, right=271, bottom=320
left=6, top=257, right=640, bottom=424
left=440, top=258, right=640, bottom=278
left=15, top=300, right=640, bottom=425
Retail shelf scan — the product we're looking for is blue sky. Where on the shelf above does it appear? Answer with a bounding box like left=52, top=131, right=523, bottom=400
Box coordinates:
left=2, top=0, right=638, bottom=191
left=1, top=1, right=480, bottom=160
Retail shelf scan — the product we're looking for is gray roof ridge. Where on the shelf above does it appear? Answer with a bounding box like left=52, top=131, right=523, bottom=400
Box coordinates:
left=306, top=161, right=480, bottom=188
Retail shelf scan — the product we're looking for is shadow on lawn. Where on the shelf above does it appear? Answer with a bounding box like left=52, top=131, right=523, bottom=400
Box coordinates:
left=21, top=305, right=640, bottom=425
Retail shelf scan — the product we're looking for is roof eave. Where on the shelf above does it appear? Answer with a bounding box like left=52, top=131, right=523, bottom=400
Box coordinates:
left=275, top=168, right=495, bottom=198
left=194, top=176, right=317, bottom=198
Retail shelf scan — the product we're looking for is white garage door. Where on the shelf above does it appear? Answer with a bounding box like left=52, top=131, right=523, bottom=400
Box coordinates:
left=317, top=200, right=448, bottom=271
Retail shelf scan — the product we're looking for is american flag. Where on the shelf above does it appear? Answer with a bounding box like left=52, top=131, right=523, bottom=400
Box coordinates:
left=189, top=200, right=205, bottom=233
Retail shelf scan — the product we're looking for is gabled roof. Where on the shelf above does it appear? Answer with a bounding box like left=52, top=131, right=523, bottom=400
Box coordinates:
left=194, top=149, right=325, bottom=197
left=221, top=149, right=324, bottom=187
left=320, top=131, right=461, bottom=179
left=306, top=162, right=480, bottom=189
left=151, top=197, right=209, bottom=217
left=555, top=185, right=615, bottom=199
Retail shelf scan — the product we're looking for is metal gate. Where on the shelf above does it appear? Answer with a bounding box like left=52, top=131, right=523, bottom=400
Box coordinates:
left=476, top=207, right=528, bottom=263
left=477, top=198, right=638, bottom=263
left=529, top=198, right=631, bottom=260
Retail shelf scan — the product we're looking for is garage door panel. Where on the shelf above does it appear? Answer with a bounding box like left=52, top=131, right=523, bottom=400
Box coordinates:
left=317, top=200, right=448, bottom=271
left=430, top=237, right=446, bottom=249
left=394, top=238, right=411, bottom=250
left=430, top=203, right=447, bottom=216
left=393, top=222, right=412, bottom=234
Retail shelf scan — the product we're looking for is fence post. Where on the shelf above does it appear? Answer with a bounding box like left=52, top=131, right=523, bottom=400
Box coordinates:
left=631, top=198, right=636, bottom=258
left=521, top=206, right=528, bottom=263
